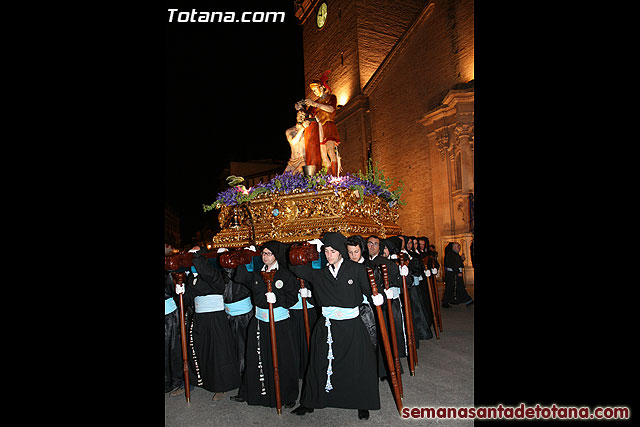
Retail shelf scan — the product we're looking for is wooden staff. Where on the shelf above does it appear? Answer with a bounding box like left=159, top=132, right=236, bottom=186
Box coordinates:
left=423, top=255, right=443, bottom=333
left=298, top=278, right=311, bottom=349
left=397, top=253, right=417, bottom=374
left=171, top=271, right=191, bottom=403
left=429, top=268, right=443, bottom=332
left=260, top=270, right=282, bottom=415
left=379, top=263, right=404, bottom=398
left=366, top=268, right=403, bottom=415
left=423, top=267, right=440, bottom=340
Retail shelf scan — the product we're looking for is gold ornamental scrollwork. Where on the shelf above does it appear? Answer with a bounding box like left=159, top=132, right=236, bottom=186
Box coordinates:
left=211, top=188, right=402, bottom=248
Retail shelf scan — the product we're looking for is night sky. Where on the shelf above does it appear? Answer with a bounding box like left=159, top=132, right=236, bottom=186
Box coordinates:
left=165, top=0, right=304, bottom=244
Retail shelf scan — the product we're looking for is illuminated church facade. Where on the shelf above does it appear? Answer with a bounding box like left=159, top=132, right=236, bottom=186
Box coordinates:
left=295, top=0, right=475, bottom=284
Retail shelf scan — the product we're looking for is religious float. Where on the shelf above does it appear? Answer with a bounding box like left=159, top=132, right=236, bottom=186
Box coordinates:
left=203, top=166, right=404, bottom=248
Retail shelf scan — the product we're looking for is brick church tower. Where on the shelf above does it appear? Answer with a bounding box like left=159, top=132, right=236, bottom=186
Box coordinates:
left=295, top=0, right=474, bottom=285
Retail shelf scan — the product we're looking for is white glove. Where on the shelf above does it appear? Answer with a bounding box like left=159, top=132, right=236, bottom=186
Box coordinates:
left=431, top=268, right=438, bottom=275
left=217, top=247, right=229, bottom=253
left=424, top=269, right=431, bottom=277
left=265, top=292, right=276, bottom=304
left=399, top=265, right=409, bottom=276
left=389, top=254, right=398, bottom=260
left=175, top=284, right=185, bottom=295
left=307, top=239, right=323, bottom=252
left=383, top=288, right=394, bottom=300
left=299, top=288, right=312, bottom=298
left=243, top=245, right=256, bottom=252
left=372, top=293, right=384, bottom=306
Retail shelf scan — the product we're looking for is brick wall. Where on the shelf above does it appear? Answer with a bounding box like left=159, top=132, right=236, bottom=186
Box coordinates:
left=365, top=0, right=474, bottom=241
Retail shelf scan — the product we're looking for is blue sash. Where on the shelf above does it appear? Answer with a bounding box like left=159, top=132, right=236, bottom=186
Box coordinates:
left=165, top=297, right=177, bottom=315
left=224, top=296, right=253, bottom=316
left=255, top=306, right=290, bottom=322
left=194, top=294, right=225, bottom=313
left=322, top=306, right=360, bottom=320
left=290, top=293, right=314, bottom=310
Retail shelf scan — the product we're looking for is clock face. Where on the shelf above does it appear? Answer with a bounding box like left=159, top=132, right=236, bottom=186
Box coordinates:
left=316, top=2, right=327, bottom=28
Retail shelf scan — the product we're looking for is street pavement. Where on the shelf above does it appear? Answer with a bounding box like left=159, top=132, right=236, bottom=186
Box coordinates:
left=165, top=302, right=474, bottom=427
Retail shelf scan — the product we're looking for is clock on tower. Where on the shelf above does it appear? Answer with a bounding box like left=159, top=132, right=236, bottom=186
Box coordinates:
left=316, top=2, right=327, bottom=28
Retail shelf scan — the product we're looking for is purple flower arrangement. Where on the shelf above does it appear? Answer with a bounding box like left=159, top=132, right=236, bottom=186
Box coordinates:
left=204, top=169, right=404, bottom=212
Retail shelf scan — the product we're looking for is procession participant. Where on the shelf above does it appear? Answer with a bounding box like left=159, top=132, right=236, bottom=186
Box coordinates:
left=232, top=241, right=300, bottom=408
left=442, top=242, right=474, bottom=308
left=417, top=236, right=429, bottom=256
left=349, top=235, right=402, bottom=382
left=427, top=244, right=440, bottom=271
left=345, top=235, right=390, bottom=380
left=345, top=235, right=379, bottom=348
left=165, top=271, right=183, bottom=394
left=304, top=70, right=341, bottom=176
left=404, top=245, right=434, bottom=342
left=405, top=237, right=419, bottom=258
left=369, top=236, right=407, bottom=359
left=215, top=247, right=254, bottom=402
left=290, top=232, right=384, bottom=420
left=182, top=246, right=241, bottom=400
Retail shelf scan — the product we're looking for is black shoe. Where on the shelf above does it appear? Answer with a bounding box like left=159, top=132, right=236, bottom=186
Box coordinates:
left=292, top=405, right=314, bottom=416
left=284, top=401, right=296, bottom=409
left=358, top=410, right=370, bottom=420
left=229, top=395, right=245, bottom=403
left=442, top=302, right=451, bottom=308
left=466, top=300, right=474, bottom=307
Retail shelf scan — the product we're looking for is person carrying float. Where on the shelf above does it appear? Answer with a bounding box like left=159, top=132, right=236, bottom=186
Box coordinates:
left=289, top=232, right=384, bottom=420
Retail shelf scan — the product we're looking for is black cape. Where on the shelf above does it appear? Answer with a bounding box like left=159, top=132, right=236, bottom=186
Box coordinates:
left=183, top=254, right=241, bottom=392
left=234, top=262, right=300, bottom=407
left=221, top=267, right=253, bottom=377
left=291, top=255, right=381, bottom=410
left=443, top=245, right=472, bottom=304
left=165, top=272, right=183, bottom=392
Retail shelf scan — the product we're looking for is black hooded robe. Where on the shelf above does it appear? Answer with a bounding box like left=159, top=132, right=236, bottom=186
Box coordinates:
left=233, top=242, right=300, bottom=407
left=290, top=233, right=381, bottom=411
left=289, top=288, right=319, bottom=379
left=165, top=272, right=183, bottom=392
left=442, top=244, right=472, bottom=305
left=221, top=267, right=253, bottom=379
left=405, top=253, right=434, bottom=341
left=183, top=254, right=241, bottom=393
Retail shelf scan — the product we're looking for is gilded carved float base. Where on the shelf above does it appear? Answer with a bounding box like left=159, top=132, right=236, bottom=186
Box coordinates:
left=212, top=188, right=402, bottom=248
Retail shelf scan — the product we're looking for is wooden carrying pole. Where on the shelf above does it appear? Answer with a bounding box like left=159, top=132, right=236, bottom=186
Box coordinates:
left=423, top=256, right=443, bottom=332
left=298, top=278, right=311, bottom=349
left=260, top=270, right=282, bottom=415
left=397, top=253, right=418, bottom=373
left=379, top=264, right=404, bottom=398
left=171, top=272, right=191, bottom=403
left=424, top=269, right=440, bottom=339
left=366, top=268, right=403, bottom=415
left=430, top=270, right=443, bottom=332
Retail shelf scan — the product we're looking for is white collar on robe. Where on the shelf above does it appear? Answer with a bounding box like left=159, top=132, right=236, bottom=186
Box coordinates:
left=262, top=260, right=279, bottom=272
left=327, top=257, right=344, bottom=278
